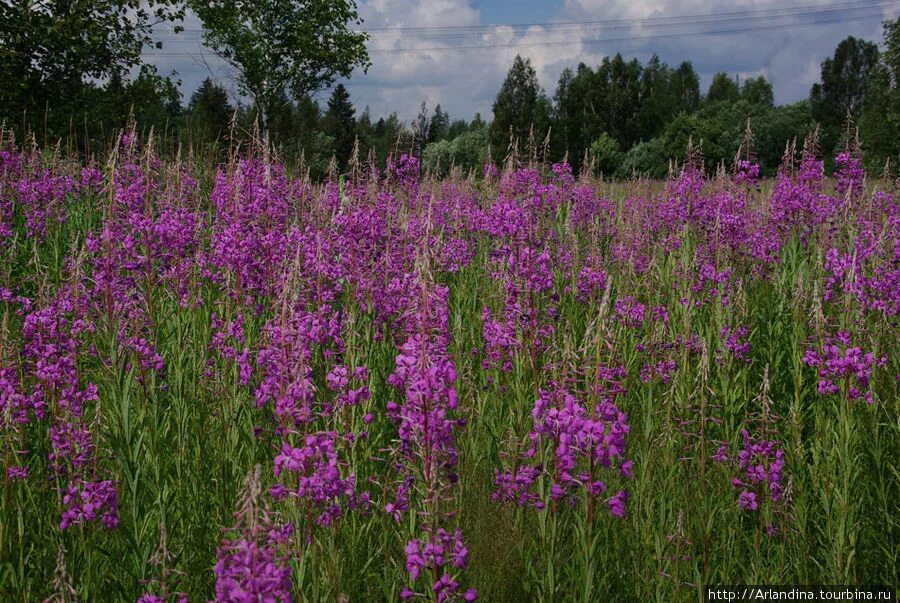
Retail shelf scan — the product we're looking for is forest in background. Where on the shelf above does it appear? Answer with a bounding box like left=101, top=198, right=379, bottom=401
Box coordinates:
left=3, top=3, right=900, bottom=179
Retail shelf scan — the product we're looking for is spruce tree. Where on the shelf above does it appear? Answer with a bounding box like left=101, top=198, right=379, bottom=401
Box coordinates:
left=491, top=55, right=551, bottom=157
left=324, top=84, right=356, bottom=170
left=188, top=78, right=234, bottom=143
left=427, top=105, right=449, bottom=143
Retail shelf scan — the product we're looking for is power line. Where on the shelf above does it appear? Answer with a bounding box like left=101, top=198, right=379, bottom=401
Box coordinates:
left=362, top=0, right=895, bottom=31
left=370, top=1, right=898, bottom=40
left=147, top=1, right=899, bottom=46
left=148, top=0, right=895, bottom=35
left=371, top=10, right=895, bottom=53
left=141, top=8, right=894, bottom=57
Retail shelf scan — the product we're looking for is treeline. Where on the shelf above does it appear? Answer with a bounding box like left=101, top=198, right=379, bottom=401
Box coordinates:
left=424, top=55, right=804, bottom=178
left=429, top=17, right=900, bottom=177
left=3, top=5, right=900, bottom=178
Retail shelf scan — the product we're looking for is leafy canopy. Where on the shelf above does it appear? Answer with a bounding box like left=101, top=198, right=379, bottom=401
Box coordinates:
left=190, top=0, right=369, bottom=126
left=0, top=0, right=184, bottom=130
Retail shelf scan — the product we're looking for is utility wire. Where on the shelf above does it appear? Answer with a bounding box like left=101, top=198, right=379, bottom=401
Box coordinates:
left=141, top=8, right=895, bottom=57
left=149, top=2, right=899, bottom=45
left=148, top=0, right=895, bottom=35
left=149, top=0, right=900, bottom=50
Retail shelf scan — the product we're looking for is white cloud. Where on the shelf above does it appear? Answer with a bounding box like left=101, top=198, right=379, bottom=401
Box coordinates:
left=348, top=0, right=610, bottom=122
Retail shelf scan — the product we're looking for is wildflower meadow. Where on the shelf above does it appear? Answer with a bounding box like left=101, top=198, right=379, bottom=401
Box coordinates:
left=0, top=128, right=897, bottom=602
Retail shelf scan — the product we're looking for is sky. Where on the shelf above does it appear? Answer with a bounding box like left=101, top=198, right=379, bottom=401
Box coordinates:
left=144, top=0, right=899, bottom=124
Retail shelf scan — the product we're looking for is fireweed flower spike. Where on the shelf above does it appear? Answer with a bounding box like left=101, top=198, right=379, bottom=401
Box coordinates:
left=1, top=131, right=897, bottom=599
left=494, top=384, right=632, bottom=515
left=726, top=429, right=786, bottom=515
left=214, top=466, right=293, bottom=602
left=803, top=331, right=885, bottom=405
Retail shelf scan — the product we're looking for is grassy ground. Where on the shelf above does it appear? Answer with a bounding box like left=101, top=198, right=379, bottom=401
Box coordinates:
left=0, top=141, right=896, bottom=602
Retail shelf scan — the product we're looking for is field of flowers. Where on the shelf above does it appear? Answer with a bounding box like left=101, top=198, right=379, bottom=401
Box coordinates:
left=0, top=129, right=897, bottom=602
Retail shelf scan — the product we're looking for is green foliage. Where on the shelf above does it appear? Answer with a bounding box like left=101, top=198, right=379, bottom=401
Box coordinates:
left=753, top=101, right=815, bottom=169
left=453, top=126, right=490, bottom=170
left=0, top=0, right=183, bottom=141
left=296, top=130, right=337, bottom=179
left=602, top=54, right=644, bottom=148
left=671, top=61, right=702, bottom=114
left=551, top=66, right=585, bottom=167
left=662, top=102, right=748, bottom=169
left=447, top=118, right=470, bottom=140
left=5, top=9, right=900, bottom=183
left=428, top=105, right=450, bottom=144
left=187, top=79, right=234, bottom=149
left=372, top=113, right=409, bottom=166
left=811, top=36, right=880, bottom=122
left=551, top=55, right=700, bottom=173
left=124, top=65, right=183, bottom=134
left=423, top=125, right=489, bottom=176
left=324, top=84, right=356, bottom=169
left=414, top=101, right=430, bottom=147
left=588, top=133, right=624, bottom=176
left=285, top=95, right=335, bottom=178
left=741, top=76, right=775, bottom=107
left=617, top=137, right=669, bottom=179
left=668, top=100, right=814, bottom=174
left=707, top=73, right=741, bottom=105
left=617, top=99, right=814, bottom=178
left=491, top=55, right=552, bottom=158
left=422, top=139, right=454, bottom=176
left=860, top=18, right=900, bottom=170
left=811, top=36, right=880, bottom=158
left=189, top=0, right=369, bottom=131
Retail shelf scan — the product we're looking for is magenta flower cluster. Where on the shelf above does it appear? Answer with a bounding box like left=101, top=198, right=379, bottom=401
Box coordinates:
left=803, top=331, right=884, bottom=405
left=730, top=430, right=785, bottom=512
left=403, top=528, right=477, bottom=602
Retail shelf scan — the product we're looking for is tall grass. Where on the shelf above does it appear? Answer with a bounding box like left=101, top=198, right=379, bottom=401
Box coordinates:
left=0, top=131, right=896, bottom=602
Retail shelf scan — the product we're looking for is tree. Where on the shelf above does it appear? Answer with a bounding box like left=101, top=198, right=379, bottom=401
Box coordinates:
left=755, top=101, right=814, bottom=172
left=423, top=125, right=489, bottom=177
left=811, top=36, right=879, bottom=125
left=671, top=61, right=701, bottom=114
left=190, top=0, right=369, bottom=132
left=447, top=119, right=469, bottom=140
left=266, top=92, right=296, bottom=146
left=427, top=105, right=449, bottom=143
left=413, top=102, right=429, bottom=149
left=286, top=95, right=333, bottom=178
left=422, top=139, right=455, bottom=177
left=741, top=76, right=774, bottom=107
left=860, top=19, right=900, bottom=169
left=294, top=95, right=324, bottom=140
left=355, top=106, right=375, bottom=158
left=707, top=73, right=741, bottom=104
left=187, top=78, right=234, bottom=144
left=324, top=84, right=356, bottom=170
left=602, top=54, right=643, bottom=148
left=124, top=65, right=183, bottom=135
left=371, top=112, right=407, bottom=166
left=617, top=138, right=668, bottom=179
left=0, top=0, right=184, bottom=137
left=491, top=55, right=552, bottom=158
left=589, top=133, right=624, bottom=176
left=452, top=125, right=490, bottom=173
left=552, top=67, right=578, bottom=161
left=656, top=98, right=812, bottom=176
left=811, top=35, right=880, bottom=161
left=635, top=59, right=700, bottom=143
